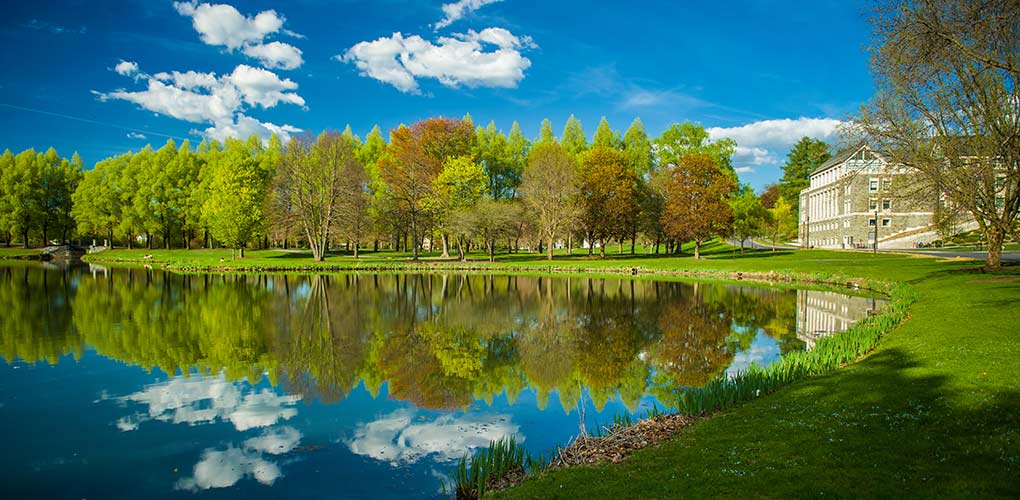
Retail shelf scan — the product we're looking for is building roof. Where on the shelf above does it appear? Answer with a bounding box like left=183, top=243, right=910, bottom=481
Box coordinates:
left=811, top=143, right=867, bottom=176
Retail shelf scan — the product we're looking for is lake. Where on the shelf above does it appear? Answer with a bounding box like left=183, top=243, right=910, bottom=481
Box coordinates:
left=0, top=263, right=882, bottom=499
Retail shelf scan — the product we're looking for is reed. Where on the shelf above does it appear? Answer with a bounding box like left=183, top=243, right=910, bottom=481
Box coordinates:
left=447, top=436, right=529, bottom=500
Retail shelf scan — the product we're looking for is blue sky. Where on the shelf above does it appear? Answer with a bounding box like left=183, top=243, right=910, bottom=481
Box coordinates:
left=0, top=0, right=874, bottom=189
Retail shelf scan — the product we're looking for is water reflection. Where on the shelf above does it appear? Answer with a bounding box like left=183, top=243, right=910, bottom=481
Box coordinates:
left=347, top=409, right=519, bottom=465
left=0, top=265, right=882, bottom=412
left=0, top=264, right=883, bottom=497
left=116, top=374, right=301, bottom=432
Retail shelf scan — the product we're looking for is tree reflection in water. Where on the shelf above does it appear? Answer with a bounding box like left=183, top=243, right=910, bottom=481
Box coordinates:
left=0, top=264, right=879, bottom=413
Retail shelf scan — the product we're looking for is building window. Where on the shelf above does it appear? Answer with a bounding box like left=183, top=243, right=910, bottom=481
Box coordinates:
left=882, top=180, right=891, bottom=191
left=869, top=218, right=877, bottom=227
left=869, top=179, right=879, bottom=192
left=883, top=199, right=891, bottom=210
left=869, top=198, right=878, bottom=210
left=882, top=218, right=891, bottom=227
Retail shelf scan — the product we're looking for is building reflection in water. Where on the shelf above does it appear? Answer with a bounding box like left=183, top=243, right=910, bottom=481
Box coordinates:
left=796, top=289, right=883, bottom=350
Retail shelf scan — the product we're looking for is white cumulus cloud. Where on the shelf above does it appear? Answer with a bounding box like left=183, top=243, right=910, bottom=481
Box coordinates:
left=174, top=1, right=303, bottom=70
left=126, top=132, right=147, bottom=140
left=707, top=117, right=842, bottom=178
left=114, top=60, right=139, bottom=77
left=96, top=62, right=304, bottom=143
left=338, top=27, right=535, bottom=94
left=434, top=0, right=503, bottom=30
left=242, top=41, right=303, bottom=70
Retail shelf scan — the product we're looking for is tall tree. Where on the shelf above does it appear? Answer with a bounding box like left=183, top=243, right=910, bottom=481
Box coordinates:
left=378, top=118, right=475, bottom=259
left=520, top=142, right=581, bottom=260
left=622, top=118, right=653, bottom=177
left=855, top=0, right=1020, bottom=268
left=766, top=196, right=797, bottom=250
left=561, top=115, right=587, bottom=156
left=579, top=147, right=642, bottom=257
left=779, top=137, right=830, bottom=211
left=592, top=117, right=618, bottom=149
left=477, top=121, right=516, bottom=199
left=505, top=121, right=529, bottom=197
left=660, top=154, right=736, bottom=259
left=271, top=131, right=365, bottom=261
left=203, top=140, right=270, bottom=258
left=431, top=155, right=487, bottom=260
left=537, top=118, right=556, bottom=146
left=729, top=185, right=769, bottom=252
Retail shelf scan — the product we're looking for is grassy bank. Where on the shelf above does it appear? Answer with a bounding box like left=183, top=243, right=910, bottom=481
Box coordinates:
left=489, top=255, right=1020, bottom=498
left=0, top=247, right=42, bottom=259
left=82, top=242, right=1020, bottom=497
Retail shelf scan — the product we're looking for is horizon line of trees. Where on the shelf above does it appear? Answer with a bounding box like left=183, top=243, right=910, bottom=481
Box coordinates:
left=1, top=115, right=812, bottom=260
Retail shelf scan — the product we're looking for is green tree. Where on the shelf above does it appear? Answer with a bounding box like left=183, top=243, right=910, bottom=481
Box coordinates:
left=623, top=117, right=653, bottom=177
left=767, top=196, right=797, bottom=249
left=729, top=185, right=769, bottom=252
left=561, top=115, right=587, bottom=156
left=780, top=137, right=830, bottom=212
left=592, top=116, right=619, bottom=149
left=432, top=155, right=487, bottom=259
left=537, top=118, right=556, bottom=146
left=203, top=141, right=270, bottom=258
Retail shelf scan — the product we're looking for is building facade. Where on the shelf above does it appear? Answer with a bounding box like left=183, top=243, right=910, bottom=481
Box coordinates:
left=798, top=145, right=936, bottom=249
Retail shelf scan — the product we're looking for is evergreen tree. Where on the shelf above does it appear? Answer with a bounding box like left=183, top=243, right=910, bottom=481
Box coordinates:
left=780, top=137, right=830, bottom=211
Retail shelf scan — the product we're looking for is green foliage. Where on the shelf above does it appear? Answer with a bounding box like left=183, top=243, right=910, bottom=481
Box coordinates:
left=203, top=141, right=271, bottom=257
left=729, top=185, right=769, bottom=250
left=653, top=121, right=737, bottom=183
left=537, top=119, right=556, bottom=146
left=561, top=115, right=587, bottom=156
left=449, top=436, right=528, bottom=500
left=780, top=137, right=830, bottom=211
left=622, top=118, right=652, bottom=177
left=592, top=116, right=619, bottom=149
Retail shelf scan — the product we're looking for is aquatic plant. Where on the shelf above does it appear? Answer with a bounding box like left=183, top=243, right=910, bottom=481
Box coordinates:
left=447, top=436, right=529, bottom=500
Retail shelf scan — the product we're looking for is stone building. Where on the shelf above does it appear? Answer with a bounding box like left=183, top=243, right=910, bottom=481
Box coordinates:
left=798, top=144, right=938, bottom=249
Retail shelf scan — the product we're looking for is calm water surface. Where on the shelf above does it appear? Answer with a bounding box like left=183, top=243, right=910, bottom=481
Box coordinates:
left=0, top=263, right=882, bottom=499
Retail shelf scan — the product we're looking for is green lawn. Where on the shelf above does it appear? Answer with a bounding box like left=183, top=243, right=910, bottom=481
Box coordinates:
left=84, top=242, right=1020, bottom=497
left=0, top=247, right=42, bottom=259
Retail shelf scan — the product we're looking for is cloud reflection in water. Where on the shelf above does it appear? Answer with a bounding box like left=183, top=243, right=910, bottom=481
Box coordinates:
left=347, top=409, right=520, bottom=465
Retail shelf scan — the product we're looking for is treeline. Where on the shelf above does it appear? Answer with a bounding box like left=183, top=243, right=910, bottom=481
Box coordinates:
left=0, top=115, right=802, bottom=259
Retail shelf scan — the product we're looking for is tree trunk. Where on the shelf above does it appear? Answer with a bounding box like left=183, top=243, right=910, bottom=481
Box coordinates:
left=547, top=235, right=554, bottom=261
left=986, top=227, right=1004, bottom=269
left=353, top=240, right=360, bottom=259
left=694, top=240, right=701, bottom=260
left=239, top=245, right=245, bottom=259
left=599, top=240, right=606, bottom=259
left=457, top=236, right=465, bottom=261
left=42, top=224, right=48, bottom=247
left=22, top=228, right=29, bottom=248
left=441, top=233, right=450, bottom=258
left=488, top=241, right=495, bottom=262
left=567, top=234, right=572, bottom=255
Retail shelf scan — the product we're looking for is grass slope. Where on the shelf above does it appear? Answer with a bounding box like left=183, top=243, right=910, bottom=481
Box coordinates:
left=85, top=243, right=1020, bottom=497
